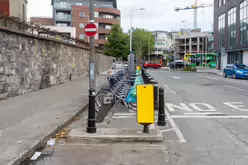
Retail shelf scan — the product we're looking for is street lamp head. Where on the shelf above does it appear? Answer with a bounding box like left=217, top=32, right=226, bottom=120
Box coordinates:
left=140, top=8, right=145, bottom=10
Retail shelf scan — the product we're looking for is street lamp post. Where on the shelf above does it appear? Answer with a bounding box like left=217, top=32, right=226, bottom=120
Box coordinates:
left=182, top=20, right=187, bottom=68
left=87, top=0, right=96, bottom=134
left=130, top=8, right=145, bottom=66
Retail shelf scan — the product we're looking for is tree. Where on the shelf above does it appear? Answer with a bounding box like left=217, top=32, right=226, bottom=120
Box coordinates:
left=103, top=24, right=129, bottom=60
left=131, top=28, right=154, bottom=64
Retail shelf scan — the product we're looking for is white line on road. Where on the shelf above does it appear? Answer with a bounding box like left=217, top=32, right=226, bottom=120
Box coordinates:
left=172, top=76, right=181, bottom=79
left=171, top=115, right=248, bottom=119
left=164, top=106, right=186, bottom=143
left=113, top=113, right=136, bottom=116
left=161, top=128, right=174, bottom=133
left=225, top=85, right=244, bottom=91
left=164, top=85, right=177, bottom=95
left=183, top=112, right=224, bottom=115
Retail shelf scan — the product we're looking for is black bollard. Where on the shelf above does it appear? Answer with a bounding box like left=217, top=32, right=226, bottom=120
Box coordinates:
left=153, top=81, right=159, bottom=111
left=158, top=87, right=166, bottom=126
left=143, top=124, right=149, bottom=133
left=87, top=89, right=96, bottom=133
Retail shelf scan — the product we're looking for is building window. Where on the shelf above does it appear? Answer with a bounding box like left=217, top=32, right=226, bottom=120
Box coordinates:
left=218, top=13, right=225, bottom=48
left=94, top=12, right=99, bottom=18
left=79, top=34, right=85, bottom=40
left=240, top=0, right=248, bottom=44
left=219, top=0, right=222, bottom=7
left=76, top=3, right=83, bottom=6
left=56, top=23, right=68, bottom=27
left=79, top=12, right=85, bottom=18
left=228, top=7, right=236, bottom=48
left=105, top=25, right=112, bottom=30
left=228, top=52, right=243, bottom=64
left=79, top=23, right=85, bottom=28
left=223, top=0, right=226, bottom=5
left=102, top=14, right=113, bottom=19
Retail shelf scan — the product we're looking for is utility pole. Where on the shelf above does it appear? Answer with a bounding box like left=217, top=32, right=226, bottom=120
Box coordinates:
left=87, top=0, right=96, bottom=134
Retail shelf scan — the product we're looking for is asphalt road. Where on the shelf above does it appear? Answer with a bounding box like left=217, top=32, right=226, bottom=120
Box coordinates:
left=149, top=69, right=248, bottom=165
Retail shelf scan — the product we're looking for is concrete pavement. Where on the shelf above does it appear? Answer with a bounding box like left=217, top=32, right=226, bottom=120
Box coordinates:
left=0, top=75, right=107, bottom=165
left=196, top=67, right=223, bottom=76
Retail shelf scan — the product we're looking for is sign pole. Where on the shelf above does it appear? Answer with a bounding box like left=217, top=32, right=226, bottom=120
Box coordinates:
left=87, top=0, right=96, bottom=133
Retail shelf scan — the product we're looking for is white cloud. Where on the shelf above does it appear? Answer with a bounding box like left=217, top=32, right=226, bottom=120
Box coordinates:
left=27, top=0, right=214, bottom=31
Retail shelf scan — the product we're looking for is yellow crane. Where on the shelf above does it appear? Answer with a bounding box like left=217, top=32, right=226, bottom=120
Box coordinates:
left=174, top=0, right=213, bottom=29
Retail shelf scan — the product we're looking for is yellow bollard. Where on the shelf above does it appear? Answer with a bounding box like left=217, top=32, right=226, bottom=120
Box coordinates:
left=136, top=66, right=141, bottom=71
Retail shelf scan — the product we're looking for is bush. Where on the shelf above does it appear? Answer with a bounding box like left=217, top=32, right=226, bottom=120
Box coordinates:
left=184, top=66, right=197, bottom=72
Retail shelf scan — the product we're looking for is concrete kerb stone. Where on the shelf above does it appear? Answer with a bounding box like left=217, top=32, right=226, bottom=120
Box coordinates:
left=99, top=106, right=116, bottom=125
left=14, top=104, right=89, bottom=165
left=68, top=128, right=163, bottom=143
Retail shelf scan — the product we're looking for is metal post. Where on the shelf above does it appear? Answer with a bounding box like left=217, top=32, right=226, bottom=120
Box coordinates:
left=154, top=81, right=158, bottom=111
left=130, top=10, right=133, bottom=53
left=158, top=87, right=166, bottom=126
left=87, top=0, right=96, bottom=134
left=151, top=80, right=158, bottom=110
left=143, top=125, right=149, bottom=133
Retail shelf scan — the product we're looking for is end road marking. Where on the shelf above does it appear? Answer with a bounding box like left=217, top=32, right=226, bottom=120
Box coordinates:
left=164, top=106, right=187, bottom=143
left=161, top=128, right=174, bottom=133
left=164, top=85, right=177, bottom=95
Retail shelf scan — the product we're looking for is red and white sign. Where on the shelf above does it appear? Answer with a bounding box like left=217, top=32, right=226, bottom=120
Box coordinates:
left=84, top=23, right=97, bottom=37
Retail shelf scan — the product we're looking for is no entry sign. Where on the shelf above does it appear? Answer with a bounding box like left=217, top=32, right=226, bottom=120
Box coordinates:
left=84, top=23, right=97, bottom=37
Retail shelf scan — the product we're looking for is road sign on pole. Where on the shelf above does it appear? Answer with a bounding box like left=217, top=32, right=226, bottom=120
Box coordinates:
left=84, top=23, right=97, bottom=37
left=87, top=0, right=96, bottom=134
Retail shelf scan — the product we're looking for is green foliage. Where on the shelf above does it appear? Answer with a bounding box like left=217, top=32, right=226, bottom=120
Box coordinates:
left=131, top=28, right=154, bottom=59
left=103, top=24, right=129, bottom=60
left=184, top=66, right=197, bottom=72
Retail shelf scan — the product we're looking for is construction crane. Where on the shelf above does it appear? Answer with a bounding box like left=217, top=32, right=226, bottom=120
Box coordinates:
left=174, top=0, right=213, bottom=29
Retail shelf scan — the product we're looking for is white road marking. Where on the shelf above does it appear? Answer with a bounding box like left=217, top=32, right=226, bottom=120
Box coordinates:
left=166, top=103, right=193, bottom=112
left=161, top=128, right=174, bottom=133
left=112, top=116, right=130, bottom=119
left=183, top=112, right=224, bottom=115
left=189, top=103, right=216, bottom=112
left=223, top=102, right=248, bottom=111
left=114, top=113, right=136, bottom=116
left=171, top=115, right=248, bottom=119
left=172, top=76, right=181, bottom=79
left=164, top=106, right=186, bottom=143
left=163, top=85, right=177, bottom=95
left=225, top=85, right=244, bottom=91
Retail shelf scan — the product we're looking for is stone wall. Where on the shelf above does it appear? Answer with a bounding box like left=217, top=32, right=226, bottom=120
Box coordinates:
left=0, top=27, right=112, bottom=99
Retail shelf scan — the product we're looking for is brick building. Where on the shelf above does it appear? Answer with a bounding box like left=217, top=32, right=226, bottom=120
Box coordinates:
left=0, top=0, right=27, bottom=20
left=214, top=0, right=248, bottom=69
left=31, top=0, right=120, bottom=47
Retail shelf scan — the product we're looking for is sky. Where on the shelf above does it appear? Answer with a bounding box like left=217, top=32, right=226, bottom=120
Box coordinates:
left=27, top=0, right=214, bottom=32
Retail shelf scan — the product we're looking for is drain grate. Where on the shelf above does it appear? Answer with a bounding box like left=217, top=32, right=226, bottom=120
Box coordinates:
left=207, top=113, right=228, bottom=116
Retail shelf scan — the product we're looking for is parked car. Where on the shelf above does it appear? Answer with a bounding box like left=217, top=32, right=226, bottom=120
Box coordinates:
left=143, top=61, right=161, bottom=69
left=223, top=64, right=248, bottom=79
left=169, top=60, right=190, bottom=69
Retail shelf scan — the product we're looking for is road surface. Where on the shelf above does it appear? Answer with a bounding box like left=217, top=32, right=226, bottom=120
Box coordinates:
left=149, top=69, right=248, bottom=165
